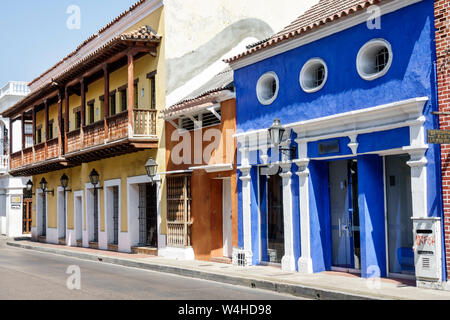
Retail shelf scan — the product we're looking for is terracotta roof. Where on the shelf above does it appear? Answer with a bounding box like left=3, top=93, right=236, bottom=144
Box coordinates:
left=2, top=25, right=161, bottom=118
left=163, top=68, right=234, bottom=118
left=226, top=0, right=384, bottom=63
left=29, top=0, right=147, bottom=87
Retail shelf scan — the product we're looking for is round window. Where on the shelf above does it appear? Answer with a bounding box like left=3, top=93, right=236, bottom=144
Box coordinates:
left=357, top=39, right=393, bottom=81
left=299, top=58, right=328, bottom=93
left=256, top=72, right=279, bottom=105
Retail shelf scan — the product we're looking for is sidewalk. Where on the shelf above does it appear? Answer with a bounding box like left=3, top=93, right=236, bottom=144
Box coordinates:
left=6, top=239, right=450, bottom=300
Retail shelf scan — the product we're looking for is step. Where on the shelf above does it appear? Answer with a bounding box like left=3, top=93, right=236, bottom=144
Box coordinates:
left=58, top=238, right=66, bottom=245
left=89, top=242, right=99, bottom=249
left=76, top=240, right=82, bottom=247
left=131, top=246, right=158, bottom=256
left=38, top=236, right=46, bottom=243
left=107, top=244, right=119, bottom=252
left=211, top=257, right=232, bottom=264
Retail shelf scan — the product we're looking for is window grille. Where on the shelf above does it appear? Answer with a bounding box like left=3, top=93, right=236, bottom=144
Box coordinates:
left=375, top=47, right=389, bottom=73
left=166, top=175, right=192, bottom=247
left=112, top=186, right=119, bottom=245
left=314, top=65, right=325, bottom=87
left=93, top=189, right=99, bottom=242
left=42, top=193, right=46, bottom=237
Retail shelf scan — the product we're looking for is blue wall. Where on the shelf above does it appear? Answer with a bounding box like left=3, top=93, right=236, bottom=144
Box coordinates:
left=234, top=0, right=446, bottom=279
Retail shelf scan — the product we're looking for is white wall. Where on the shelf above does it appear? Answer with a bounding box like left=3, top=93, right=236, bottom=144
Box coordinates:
left=165, top=0, right=318, bottom=106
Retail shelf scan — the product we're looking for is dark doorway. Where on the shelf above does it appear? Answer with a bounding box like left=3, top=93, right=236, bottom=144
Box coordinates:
left=266, top=174, right=284, bottom=264
left=138, top=183, right=157, bottom=247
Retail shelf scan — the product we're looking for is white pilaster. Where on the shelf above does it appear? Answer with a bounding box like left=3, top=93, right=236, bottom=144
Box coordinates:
left=406, top=146, right=428, bottom=218
left=279, top=162, right=295, bottom=272
left=294, top=158, right=314, bottom=273
left=239, top=165, right=252, bottom=254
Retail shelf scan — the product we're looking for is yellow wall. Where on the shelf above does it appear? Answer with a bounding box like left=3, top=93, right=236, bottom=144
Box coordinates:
left=31, top=5, right=168, bottom=238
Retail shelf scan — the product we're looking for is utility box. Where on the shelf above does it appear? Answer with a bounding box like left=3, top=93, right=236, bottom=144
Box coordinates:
left=412, top=217, right=442, bottom=283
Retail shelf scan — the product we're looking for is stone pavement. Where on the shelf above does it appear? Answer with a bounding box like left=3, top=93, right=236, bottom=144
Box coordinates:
left=5, top=239, right=450, bottom=300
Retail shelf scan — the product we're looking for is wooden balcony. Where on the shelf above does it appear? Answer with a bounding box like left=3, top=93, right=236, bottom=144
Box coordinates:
left=9, top=143, right=68, bottom=177
left=63, top=108, right=158, bottom=164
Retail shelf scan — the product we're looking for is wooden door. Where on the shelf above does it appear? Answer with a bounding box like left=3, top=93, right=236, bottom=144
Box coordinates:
left=22, top=199, right=32, bottom=234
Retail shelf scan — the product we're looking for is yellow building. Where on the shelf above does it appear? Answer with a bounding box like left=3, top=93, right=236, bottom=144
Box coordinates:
left=1, top=0, right=315, bottom=259
left=2, top=2, right=167, bottom=254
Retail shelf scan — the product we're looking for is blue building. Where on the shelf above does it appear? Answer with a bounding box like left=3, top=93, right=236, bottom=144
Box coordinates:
left=226, top=0, right=446, bottom=284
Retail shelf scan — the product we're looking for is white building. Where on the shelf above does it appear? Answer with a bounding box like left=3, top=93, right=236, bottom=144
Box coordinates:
left=0, top=81, right=31, bottom=237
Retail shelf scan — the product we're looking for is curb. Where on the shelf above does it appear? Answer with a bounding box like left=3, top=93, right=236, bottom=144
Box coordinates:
left=7, top=241, right=381, bottom=300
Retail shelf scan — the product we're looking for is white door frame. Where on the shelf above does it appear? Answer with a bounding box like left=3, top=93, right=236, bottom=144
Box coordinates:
left=84, top=183, right=101, bottom=246
left=222, top=177, right=232, bottom=258
left=126, top=174, right=163, bottom=253
left=72, top=190, right=83, bottom=247
left=104, top=179, right=121, bottom=249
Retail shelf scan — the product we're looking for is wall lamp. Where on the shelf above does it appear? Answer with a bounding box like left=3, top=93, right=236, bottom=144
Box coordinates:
left=26, top=179, right=35, bottom=196
left=40, top=177, right=54, bottom=196
left=268, top=118, right=296, bottom=160
left=60, top=174, right=72, bottom=193
left=145, top=157, right=158, bottom=185
left=89, top=169, right=103, bottom=190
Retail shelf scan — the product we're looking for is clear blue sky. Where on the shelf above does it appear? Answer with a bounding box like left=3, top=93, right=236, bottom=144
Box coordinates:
left=0, top=0, right=138, bottom=86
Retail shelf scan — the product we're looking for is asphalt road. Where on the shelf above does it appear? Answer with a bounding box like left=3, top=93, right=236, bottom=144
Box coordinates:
left=0, top=238, right=303, bottom=300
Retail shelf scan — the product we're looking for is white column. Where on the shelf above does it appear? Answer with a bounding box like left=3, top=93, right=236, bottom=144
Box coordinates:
left=295, top=158, right=313, bottom=273
left=279, top=162, right=295, bottom=272
left=406, top=147, right=428, bottom=218
left=239, top=166, right=252, bottom=254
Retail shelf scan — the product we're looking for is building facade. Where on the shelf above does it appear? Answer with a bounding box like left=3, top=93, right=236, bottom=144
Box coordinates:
left=1, top=0, right=316, bottom=258
left=0, top=81, right=31, bottom=237
left=163, top=69, right=237, bottom=262
left=227, top=0, right=447, bottom=287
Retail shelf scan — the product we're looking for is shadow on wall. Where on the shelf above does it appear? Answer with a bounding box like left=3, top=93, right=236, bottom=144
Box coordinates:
left=166, top=18, right=273, bottom=95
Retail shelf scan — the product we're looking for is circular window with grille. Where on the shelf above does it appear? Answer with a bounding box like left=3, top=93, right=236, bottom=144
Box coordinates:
left=299, top=58, right=328, bottom=93
left=357, top=39, right=393, bottom=81
left=256, top=72, right=279, bottom=105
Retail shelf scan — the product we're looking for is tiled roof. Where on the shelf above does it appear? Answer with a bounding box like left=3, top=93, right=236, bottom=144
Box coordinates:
left=29, top=0, right=147, bottom=87
left=163, top=68, right=234, bottom=118
left=2, top=25, right=160, bottom=118
left=225, top=0, right=383, bottom=63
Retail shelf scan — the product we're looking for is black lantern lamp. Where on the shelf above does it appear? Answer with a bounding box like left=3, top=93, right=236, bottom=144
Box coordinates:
left=145, top=157, right=158, bottom=185
left=268, top=118, right=296, bottom=160
left=26, top=180, right=33, bottom=192
left=89, top=169, right=102, bottom=189
left=40, top=177, right=54, bottom=196
left=26, top=179, right=35, bottom=196
left=60, top=173, right=72, bottom=192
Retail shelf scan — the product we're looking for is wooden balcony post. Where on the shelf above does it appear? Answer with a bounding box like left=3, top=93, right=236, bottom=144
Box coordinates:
left=103, top=64, right=110, bottom=141
left=80, top=79, right=86, bottom=145
left=58, top=90, right=63, bottom=157
left=21, top=113, right=25, bottom=151
left=44, top=99, right=49, bottom=159
left=32, top=106, right=36, bottom=162
left=64, top=86, right=69, bottom=153
left=20, top=113, right=25, bottom=166
left=127, top=51, right=135, bottom=136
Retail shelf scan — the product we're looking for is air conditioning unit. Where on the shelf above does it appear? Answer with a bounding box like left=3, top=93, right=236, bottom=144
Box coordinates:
left=232, top=247, right=252, bottom=267
left=412, top=217, right=442, bottom=286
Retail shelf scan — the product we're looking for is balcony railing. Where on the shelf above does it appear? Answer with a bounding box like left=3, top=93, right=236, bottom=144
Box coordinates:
left=84, top=120, right=105, bottom=149
left=9, top=109, right=158, bottom=174
left=0, top=81, right=30, bottom=99
left=134, top=109, right=157, bottom=136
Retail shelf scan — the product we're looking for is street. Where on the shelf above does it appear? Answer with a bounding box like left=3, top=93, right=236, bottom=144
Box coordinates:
left=0, top=239, right=303, bottom=300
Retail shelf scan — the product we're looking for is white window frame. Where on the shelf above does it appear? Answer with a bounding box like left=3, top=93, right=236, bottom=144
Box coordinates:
left=299, top=58, right=328, bottom=93
left=256, top=71, right=279, bottom=105
left=356, top=38, right=393, bottom=81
